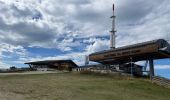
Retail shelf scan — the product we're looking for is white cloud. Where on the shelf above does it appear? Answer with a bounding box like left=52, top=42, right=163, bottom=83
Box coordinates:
left=0, top=61, right=11, bottom=69
left=116, top=0, right=170, bottom=46
left=0, top=43, right=26, bottom=56
left=0, top=0, right=169, bottom=48
left=0, top=0, right=169, bottom=68
left=18, top=51, right=89, bottom=66
left=0, top=43, right=27, bottom=69
left=86, top=39, right=109, bottom=53
left=155, top=65, right=170, bottom=70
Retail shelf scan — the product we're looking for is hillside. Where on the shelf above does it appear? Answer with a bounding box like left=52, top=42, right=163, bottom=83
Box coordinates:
left=0, top=72, right=170, bottom=100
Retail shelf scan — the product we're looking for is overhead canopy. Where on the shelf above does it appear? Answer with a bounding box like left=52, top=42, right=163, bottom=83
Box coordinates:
left=89, top=39, right=170, bottom=64
left=25, top=60, right=78, bottom=68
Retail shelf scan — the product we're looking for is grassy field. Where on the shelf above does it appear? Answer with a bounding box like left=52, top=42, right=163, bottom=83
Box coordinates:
left=0, top=72, right=170, bottom=100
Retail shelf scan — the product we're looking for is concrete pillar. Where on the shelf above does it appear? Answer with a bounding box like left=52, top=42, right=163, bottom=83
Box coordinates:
left=106, top=65, right=109, bottom=72
left=149, top=59, right=154, bottom=80
left=130, top=57, right=133, bottom=77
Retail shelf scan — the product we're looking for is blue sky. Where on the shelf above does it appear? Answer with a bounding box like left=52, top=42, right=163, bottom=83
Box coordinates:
left=0, top=0, right=170, bottom=78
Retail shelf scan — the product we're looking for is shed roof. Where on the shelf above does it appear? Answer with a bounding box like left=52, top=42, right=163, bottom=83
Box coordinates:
left=25, top=60, right=78, bottom=67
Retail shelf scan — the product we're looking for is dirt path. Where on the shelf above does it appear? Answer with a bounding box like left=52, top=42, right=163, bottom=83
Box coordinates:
left=0, top=71, right=62, bottom=76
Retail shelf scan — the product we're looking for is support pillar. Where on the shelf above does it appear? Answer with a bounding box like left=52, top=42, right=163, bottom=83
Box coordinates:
left=149, top=59, right=154, bottom=80
left=130, top=57, right=133, bottom=77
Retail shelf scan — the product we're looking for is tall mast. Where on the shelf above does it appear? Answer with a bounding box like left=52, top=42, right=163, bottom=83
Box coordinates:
left=110, top=3, right=116, bottom=49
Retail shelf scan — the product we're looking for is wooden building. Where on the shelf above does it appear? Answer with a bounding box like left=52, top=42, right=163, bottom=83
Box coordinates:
left=89, top=39, right=170, bottom=64
left=89, top=39, right=170, bottom=78
left=25, top=60, right=78, bottom=71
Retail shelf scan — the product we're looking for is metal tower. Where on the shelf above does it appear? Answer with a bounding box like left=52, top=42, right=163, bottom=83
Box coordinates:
left=110, top=3, right=116, bottom=49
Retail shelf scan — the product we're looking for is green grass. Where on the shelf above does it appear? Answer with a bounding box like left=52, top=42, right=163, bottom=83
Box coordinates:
left=0, top=72, right=170, bottom=100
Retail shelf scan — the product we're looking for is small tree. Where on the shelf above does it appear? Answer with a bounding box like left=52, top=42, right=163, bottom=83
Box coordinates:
left=10, top=66, right=17, bottom=70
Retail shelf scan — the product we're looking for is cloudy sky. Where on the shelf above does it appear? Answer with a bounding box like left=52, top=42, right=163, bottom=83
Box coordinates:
left=0, top=0, right=170, bottom=76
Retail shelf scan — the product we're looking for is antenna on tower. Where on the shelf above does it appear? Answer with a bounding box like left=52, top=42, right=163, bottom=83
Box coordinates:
left=110, top=3, right=116, bottom=49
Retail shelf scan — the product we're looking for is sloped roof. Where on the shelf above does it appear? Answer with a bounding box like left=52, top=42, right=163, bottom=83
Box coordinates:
left=25, top=60, right=78, bottom=67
